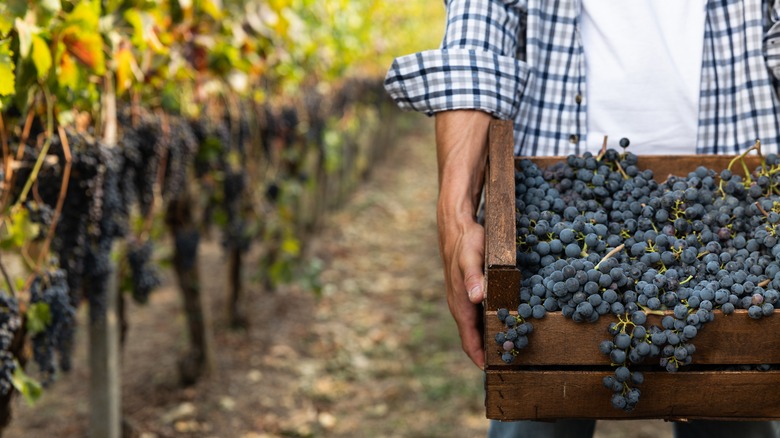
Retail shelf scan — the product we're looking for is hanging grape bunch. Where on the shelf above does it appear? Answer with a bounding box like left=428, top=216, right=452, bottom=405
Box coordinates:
left=0, top=292, right=20, bottom=396
left=29, top=269, right=76, bottom=384
left=495, top=139, right=780, bottom=412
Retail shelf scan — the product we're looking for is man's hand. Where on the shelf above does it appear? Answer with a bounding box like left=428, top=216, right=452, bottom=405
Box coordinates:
left=435, top=110, right=493, bottom=369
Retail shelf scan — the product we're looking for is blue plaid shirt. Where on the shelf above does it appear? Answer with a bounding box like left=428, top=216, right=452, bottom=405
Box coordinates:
left=385, top=0, right=780, bottom=156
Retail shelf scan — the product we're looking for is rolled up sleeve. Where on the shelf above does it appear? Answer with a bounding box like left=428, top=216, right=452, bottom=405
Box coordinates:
left=766, top=1, right=780, bottom=82
left=384, top=0, right=531, bottom=120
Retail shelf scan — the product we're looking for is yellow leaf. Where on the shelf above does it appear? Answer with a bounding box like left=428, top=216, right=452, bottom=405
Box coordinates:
left=31, top=35, right=51, bottom=79
left=281, top=237, right=300, bottom=256
left=61, top=26, right=105, bottom=74
left=201, top=0, right=224, bottom=20
left=0, top=11, right=12, bottom=37
left=66, top=0, right=100, bottom=29
left=0, top=41, right=14, bottom=96
left=123, top=10, right=168, bottom=54
left=58, top=51, right=80, bottom=90
left=115, top=46, right=135, bottom=95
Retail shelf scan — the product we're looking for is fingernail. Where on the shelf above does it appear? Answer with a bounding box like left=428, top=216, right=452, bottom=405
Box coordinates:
left=469, top=285, right=482, bottom=300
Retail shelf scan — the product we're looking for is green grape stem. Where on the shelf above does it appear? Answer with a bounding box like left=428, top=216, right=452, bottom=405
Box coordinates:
left=636, top=303, right=665, bottom=316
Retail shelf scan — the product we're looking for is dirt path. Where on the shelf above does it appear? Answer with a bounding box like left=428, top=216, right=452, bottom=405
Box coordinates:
left=4, top=118, right=673, bottom=438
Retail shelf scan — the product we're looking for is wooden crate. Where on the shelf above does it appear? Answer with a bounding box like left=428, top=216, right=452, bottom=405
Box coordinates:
left=483, top=119, right=780, bottom=421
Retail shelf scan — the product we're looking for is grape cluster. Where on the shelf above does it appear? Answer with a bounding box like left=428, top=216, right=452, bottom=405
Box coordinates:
left=495, top=308, right=534, bottom=364
left=127, top=239, right=162, bottom=304
left=29, top=269, right=75, bottom=384
left=496, top=145, right=780, bottom=411
left=0, top=292, right=20, bottom=396
left=190, top=112, right=252, bottom=252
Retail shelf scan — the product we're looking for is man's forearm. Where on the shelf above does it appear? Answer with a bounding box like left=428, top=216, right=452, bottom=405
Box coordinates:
left=434, top=110, right=493, bottom=368
left=435, top=110, right=492, bottom=223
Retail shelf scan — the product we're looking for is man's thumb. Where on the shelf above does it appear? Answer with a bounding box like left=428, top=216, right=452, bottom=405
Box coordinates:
left=464, top=271, right=485, bottom=303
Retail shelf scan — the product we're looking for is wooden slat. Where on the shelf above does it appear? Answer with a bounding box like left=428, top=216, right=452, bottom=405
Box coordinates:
left=485, top=310, right=780, bottom=367
left=486, top=370, right=780, bottom=421
left=484, top=268, right=522, bottom=312
left=526, top=155, right=763, bottom=182
left=485, top=119, right=516, bottom=268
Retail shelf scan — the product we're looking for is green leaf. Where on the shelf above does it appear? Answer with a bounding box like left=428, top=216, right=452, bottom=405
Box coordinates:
left=26, top=302, right=52, bottom=335
left=34, top=0, right=61, bottom=28
left=11, top=364, right=43, bottom=406
left=103, top=0, right=123, bottom=15
left=123, top=9, right=145, bottom=49
left=5, top=0, right=27, bottom=18
left=213, top=209, right=228, bottom=227
left=123, top=10, right=167, bottom=54
left=0, top=207, right=39, bottom=249
left=31, top=35, right=51, bottom=79
left=0, top=8, right=13, bottom=37
left=66, top=0, right=100, bottom=30
left=0, top=40, right=14, bottom=97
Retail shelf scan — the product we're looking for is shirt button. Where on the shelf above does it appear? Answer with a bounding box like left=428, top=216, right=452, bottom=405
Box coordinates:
left=575, top=94, right=583, bottom=104
left=569, top=135, right=579, bottom=144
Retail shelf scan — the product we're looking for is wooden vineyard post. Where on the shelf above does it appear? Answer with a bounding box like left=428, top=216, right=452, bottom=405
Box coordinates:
left=166, top=192, right=215, bottom=384
left=88, top=265, right=121, bottom=438
left=227, top=247, right=247, bottom=328
left=89, top=74, right=121, bottom=438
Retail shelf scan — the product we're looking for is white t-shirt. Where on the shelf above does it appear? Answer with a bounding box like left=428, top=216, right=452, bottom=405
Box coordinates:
left=580, top=1, right=708, bottom=155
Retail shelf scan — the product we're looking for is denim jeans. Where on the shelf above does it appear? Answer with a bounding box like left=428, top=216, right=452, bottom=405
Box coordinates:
left=488, top=419, right=780, bottom=438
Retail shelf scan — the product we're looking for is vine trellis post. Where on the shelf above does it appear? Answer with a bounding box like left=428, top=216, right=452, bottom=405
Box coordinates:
left=88, top=75, right=121, bottom=438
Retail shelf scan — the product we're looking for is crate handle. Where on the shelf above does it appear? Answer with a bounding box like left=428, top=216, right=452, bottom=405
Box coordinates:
left=484, top=119, right=521, bottom=313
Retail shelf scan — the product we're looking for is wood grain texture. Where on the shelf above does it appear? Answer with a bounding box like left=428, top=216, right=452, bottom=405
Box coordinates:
left=486, top=370, right=780, bottom=421
left=485, top=120, right=516, bottom=268
left=485, top=310, right=780, bottom=367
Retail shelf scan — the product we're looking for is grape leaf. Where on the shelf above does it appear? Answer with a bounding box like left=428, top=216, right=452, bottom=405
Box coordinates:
left=61, top=27, right=105, bottom=74
left=0, top=207, right=39, bottom=250
left=31, top=35, right=51, bottom=79
left=115, top=46, right=135, bottom=95
left=26, top=302, right=52, bottom=335
left=11, top=365, right=42, bottom=406
left=66, top=0, right=100, bottom=30
left=200, top=0, right=224, bottom=20
left=5, top=0, right=27, bottom=18
left=0, top=11, right=12, bottom=37
left=0, top=41, right=14, bottom=97
left=123, top=10, right=168, bottom=54
left=57, top=50, right=81, bottom=90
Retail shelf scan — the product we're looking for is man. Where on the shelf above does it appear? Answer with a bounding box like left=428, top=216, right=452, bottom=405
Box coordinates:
left=385, top=1, right=780, bottom=437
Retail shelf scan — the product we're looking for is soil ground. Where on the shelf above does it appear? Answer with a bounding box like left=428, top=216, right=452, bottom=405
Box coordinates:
left=4, top=118, right=673, bottom=438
